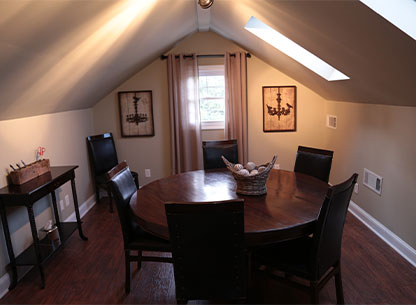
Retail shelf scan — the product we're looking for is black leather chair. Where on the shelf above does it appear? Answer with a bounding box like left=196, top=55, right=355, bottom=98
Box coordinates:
left=253, top=173, right=358, bottom=304
left=107, top=162, right=172, bottom=294
left=165, top=200, right=247, bottom=303
left=294, top=146, right=334, bottom=183
left=202, top=139, right=238, bottom=170
left=87, top=133, right=139, bottom=212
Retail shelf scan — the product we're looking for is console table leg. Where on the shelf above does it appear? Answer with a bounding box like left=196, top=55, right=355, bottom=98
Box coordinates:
left=50, top=191, right=64, bottom=246
left=71, top=178, right=88, bottom=241
left=0, top=202, right=18, bottom=290
left=27, top=205, right=45, bottom=289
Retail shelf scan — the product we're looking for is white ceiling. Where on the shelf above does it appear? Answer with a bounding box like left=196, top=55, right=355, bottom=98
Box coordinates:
left=0, top=0, right=415, bottom=120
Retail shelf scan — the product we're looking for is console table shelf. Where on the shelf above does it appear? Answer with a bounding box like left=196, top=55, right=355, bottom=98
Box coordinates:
left=0, top=166, right=88, bottom=289
left=15, top=222, right=78, bottom=266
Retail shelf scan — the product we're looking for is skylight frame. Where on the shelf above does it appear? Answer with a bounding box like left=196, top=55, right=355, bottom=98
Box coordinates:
left=244, top=16, right=349, bottom=82
left=359, top=0, right=416, bottom=41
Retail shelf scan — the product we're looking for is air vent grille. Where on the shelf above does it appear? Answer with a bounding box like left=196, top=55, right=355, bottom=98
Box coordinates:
left=363, top=168, right=383, bottom=195
left=327, top=115, right=337, bottom=129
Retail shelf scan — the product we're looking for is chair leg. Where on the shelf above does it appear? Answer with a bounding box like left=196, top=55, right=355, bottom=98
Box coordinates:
left=106, top=188, right=113, bottom=213
left=310, top=281, right=319, bottom=304
left=125, top=250, right=131, bottom=294
left=137, top=250, right=142, bottom=270
left=95, top=185, right=100, bottom=203
left=335, top=265, right=345, bottom=304
left=134, top=174, right=139, bottom=189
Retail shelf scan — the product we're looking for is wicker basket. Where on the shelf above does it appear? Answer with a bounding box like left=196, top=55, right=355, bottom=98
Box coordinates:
left=222, top=155, right=277, bottom=195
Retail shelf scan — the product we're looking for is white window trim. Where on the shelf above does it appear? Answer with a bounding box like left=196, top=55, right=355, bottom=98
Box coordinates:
left=201, top=120, right=225, bottom=130
left=199, top=65, right=224, bottom=76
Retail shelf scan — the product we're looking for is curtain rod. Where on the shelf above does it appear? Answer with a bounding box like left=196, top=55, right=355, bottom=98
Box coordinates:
left=160, top=53, right=251, bottom=60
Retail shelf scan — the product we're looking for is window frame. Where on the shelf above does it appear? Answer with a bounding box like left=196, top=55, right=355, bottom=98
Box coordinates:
left=198, top=65, right=225, bottom=130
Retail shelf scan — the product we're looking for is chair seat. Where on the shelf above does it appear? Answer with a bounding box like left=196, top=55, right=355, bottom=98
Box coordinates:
left=254, top=236, right=313, bottom=279
left=128, top=222, right=171, bottom=251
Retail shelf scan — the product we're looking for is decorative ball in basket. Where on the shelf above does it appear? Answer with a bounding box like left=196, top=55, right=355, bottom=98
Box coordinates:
left=222, top=155, right=277, bottom=195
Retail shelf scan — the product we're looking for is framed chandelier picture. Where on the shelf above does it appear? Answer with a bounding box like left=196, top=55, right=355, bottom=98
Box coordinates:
left=262, top=86, right=296, bottom=132
left=118, top=90, right=155, bottom=137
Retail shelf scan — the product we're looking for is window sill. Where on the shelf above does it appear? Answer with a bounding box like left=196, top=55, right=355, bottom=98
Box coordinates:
left=201, top=121, right=225, bottom=130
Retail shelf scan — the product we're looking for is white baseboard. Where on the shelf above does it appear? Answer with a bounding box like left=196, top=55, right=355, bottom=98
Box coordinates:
left=0, top=194, right=96, bottom=299
left=0, top=272, right=10, bottom=299
left=64, top=194, right=96, bottom=222
left=349, top=200, right=416, bottom=268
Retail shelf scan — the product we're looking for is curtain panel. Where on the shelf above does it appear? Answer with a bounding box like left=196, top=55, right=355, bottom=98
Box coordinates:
left=167, top=54, right=203, bottom=174
left=224, top=52, right=248, bottom=165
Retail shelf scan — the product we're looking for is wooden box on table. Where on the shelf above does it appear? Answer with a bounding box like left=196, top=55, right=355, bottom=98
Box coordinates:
left=9, top=159, right=51, bottom=185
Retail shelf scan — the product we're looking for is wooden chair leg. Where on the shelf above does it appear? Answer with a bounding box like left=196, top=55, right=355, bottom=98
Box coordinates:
left=133, top=174, right=139, bottom=189
left=106, top=187, right=113, bottom=213
left=310, top=281, right=319, bottom=304
left=335, top=265, right=345, bottom=304
left=95, top=185, right=100, bottom=203
left=125, top=250, right=131, bottom=294
left=247, top=251, right=252, bottom=286
left=137, top=250, right=142, bottom=270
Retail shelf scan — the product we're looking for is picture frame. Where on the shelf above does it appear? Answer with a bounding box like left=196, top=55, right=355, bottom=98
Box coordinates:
left=118, top=91, right=155, bottom=137
left=262, top=86, right=296, bottom=132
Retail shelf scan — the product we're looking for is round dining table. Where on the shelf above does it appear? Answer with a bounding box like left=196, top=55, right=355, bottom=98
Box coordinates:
left=129, top=169, right=329, bottom=247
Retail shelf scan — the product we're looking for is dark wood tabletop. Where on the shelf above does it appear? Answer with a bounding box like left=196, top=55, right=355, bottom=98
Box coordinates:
left=130, top=169, right=329, bottom=247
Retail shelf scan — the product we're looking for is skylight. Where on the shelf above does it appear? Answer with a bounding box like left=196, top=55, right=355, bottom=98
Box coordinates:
left=360, top=0, right=416, bottom=40
left=244, top=16, right=349, bottom=82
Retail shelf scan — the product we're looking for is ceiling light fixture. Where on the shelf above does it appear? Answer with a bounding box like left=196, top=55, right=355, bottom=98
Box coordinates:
left=198, top=0, right=214, bottom=9
left=245, top=16, right=350, bottom=82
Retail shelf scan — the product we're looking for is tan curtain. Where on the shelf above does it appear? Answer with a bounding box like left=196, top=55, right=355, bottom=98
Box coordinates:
left=224, top=52, right=248, bottom=164
left=167, top=54, right=202, bottom=174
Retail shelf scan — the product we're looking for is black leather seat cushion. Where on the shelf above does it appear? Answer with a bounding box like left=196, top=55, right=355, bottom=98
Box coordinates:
left=255, top=236, right=313, bottom=279
left=129, top=221, right=171, bottom=251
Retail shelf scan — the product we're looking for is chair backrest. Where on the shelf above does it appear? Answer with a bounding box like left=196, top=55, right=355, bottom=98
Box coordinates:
left=87, top=133, right=119, bottom=176
left=202, top=139, right=238, bottom=170
left=106, top=161, right=137, bottom=245
left=310, top=173, right=358, bottom=280
left=165, top=200, right=246, bottom=301
left=294, top=145, right=334, bottom=183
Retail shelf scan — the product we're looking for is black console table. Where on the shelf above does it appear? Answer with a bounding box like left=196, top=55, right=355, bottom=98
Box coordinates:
left=0, top=166, right=88, bottom=289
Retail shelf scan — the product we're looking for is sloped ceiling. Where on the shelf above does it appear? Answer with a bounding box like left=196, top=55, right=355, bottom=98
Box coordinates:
left=211, top=0, right=416, bottom=107
left=0, top=0, right=415, bottom=120
left=0, top=0, right=196, bottom=120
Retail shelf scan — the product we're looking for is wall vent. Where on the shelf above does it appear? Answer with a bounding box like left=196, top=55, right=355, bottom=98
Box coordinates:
left=327, top=114, right=337, bottom=129
left=363, top=168, right=383, bottom=195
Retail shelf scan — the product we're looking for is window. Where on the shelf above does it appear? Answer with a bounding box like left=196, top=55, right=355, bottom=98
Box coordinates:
left=244, top=16, right=349, bottom=81
left=198, top=65, right=225, bottom=130
left=359, top=0, right=416, bottom=41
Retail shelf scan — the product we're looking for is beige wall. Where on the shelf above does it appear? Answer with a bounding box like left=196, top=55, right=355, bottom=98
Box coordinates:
left=0, top=109, right=95, bottom=277
left=92, top=30, right=416, bottom=251
left=247, top=56, right=328, bottom=170
left=93, top=59, right=172, bottom=185
left=92, top=32, right=246, bottom=185
left=93, top=31, right=328, bottom=182
left=325, top=101, right=416, bottom=248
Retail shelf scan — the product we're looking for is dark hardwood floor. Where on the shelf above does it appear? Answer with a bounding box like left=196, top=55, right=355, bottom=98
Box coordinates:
left=1, top=197, right=416, bottom=304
